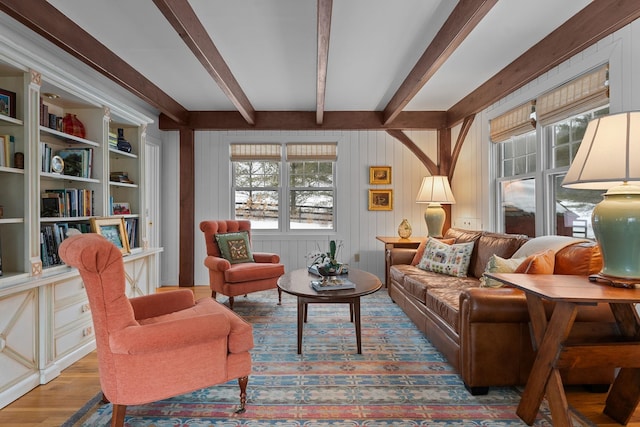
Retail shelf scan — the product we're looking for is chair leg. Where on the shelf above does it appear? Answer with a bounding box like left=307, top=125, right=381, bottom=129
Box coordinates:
left=235, top=376, right=249, bottom=414
left=277, top=287, right=282, bottom=305
left=111, top=404, right=127, bottom=427
left=211, top=290, right=217, bottom=299
left=228, top=296, right=235, bottom=310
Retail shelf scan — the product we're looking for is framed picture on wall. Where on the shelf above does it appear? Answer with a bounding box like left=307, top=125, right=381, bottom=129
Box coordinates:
left=369, top=166, right=391, bottom=185
left=368, top=189, right=393, bottom=211
left=90, top=217, right=130, bottom=255
left=0, top=88, right=16, bottom=118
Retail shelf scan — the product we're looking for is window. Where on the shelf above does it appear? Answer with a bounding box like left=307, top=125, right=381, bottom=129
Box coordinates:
left=231, top=143, right=336, bottom=231
left=493, top=65, right=609, bottom=238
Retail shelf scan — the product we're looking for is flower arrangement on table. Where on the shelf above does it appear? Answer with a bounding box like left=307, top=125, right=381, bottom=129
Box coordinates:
left=307, top=240, right=348, bottom=276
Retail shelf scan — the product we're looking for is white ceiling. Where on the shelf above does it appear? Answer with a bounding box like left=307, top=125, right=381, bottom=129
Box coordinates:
left=46, top=0, right=592, bottom=113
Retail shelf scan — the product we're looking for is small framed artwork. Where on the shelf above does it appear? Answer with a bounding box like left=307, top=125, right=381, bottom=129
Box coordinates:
left=369, top=166, right=391, bottom=185
left=368, top=189, right=393, bottom=211
left=90, top=217, right=130, bottom=255
left=112, top=202, right=131, bottom=215
left=0, top=88, right=16, bottom=118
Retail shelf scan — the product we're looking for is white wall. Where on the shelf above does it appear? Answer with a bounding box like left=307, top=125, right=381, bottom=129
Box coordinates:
left=161, top=129, right=441, bottom=285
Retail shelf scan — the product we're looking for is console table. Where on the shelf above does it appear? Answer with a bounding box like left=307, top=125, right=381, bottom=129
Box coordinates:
left=486, top=273, right=640, bottom=426
left=376, top=236, right=422, bottom=287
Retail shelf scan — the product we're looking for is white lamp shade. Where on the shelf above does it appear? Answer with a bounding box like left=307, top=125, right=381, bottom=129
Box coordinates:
left=416, top=176, right=456, bottom=204
left=562, top=111, right=640, bottom=189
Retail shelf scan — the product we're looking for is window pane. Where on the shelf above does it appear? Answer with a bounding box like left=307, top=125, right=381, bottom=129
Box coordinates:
left=290, top=190, right=333, bottom=229
left=500, top=132, right=535, bottom=178
left=234, top=190, right=279, bottom=229
left=501, top=178, right=535, bottom=237
left=553, top=174, right=601, bottom=238
left=234, top=161, right=279, bottom=187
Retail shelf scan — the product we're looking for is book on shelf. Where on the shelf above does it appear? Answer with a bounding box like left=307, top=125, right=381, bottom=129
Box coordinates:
left=42, top=188, right=94, bottom=218
left=0, top=134, right=15, bottom=168
left=310, top=277, right=356, bottom=291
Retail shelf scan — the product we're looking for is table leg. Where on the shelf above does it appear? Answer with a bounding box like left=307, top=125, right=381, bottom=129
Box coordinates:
left=517, top=300, right=577, bottom=426
left=297, top=297, right=305, bottom=354
left=603, top=303, right=640, bottom=424
left=353, top=297, right=362, bottom=354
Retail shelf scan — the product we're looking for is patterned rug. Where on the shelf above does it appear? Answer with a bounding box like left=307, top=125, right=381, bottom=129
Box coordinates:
left=65, top=289, right=594, bottom=426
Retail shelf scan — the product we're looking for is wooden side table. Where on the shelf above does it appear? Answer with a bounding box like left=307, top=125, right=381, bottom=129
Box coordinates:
left=487, top=273, right=640, bottom=426
left=376, top=236, right=422, bottom=287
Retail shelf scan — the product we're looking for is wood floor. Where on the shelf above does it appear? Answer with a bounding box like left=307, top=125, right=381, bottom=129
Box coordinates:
left=0, top=286, right=638, bottom=426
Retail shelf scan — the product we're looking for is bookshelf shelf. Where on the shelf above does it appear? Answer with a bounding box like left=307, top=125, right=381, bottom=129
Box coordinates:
left=39, top=126, right=100, bottom=147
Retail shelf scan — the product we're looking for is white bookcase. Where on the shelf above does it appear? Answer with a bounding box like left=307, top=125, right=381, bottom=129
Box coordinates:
left=0, top=45, right=161, bottom=408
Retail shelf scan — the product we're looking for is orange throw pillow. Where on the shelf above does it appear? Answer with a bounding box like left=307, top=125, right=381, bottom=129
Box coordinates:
left=514, top=249, right=555, bottom=274
left=411, top=237, right=456, bottom=266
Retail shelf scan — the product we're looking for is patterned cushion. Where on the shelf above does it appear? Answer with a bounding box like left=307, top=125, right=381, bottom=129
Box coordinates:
left=215, top=231, right=254, bottom=264
left=417, top=238, right=474, bottom=278
left=480, top=254, right=526, bottom=288
left=411, top=237, right=456, bottom=266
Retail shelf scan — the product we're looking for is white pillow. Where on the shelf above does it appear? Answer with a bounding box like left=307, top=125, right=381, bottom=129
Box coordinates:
left=417, top=238, right=474, bottom=278
left=511, top=235, right=589, bottom=258
left=480, top=254, right=527, bottom=288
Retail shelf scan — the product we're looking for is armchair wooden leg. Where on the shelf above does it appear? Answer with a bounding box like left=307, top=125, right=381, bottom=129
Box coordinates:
left=101, top=392, right=109, bottom=403
left=111, top=404, right=127, bottom=427
left=277, top=287, right=282, bottom=305
left=211, top=290, right=217, bottom=300
left=229, top=296, right=235, bottom=310
left=235, top=376, right=249, bottom=414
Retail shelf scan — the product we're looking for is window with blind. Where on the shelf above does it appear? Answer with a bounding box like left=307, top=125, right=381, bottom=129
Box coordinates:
left=492, top=64, right=609, bottom=237
left=231, top=142, right=337, bottom=231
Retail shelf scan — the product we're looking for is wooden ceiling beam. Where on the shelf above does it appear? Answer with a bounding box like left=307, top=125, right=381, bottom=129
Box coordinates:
left=447, top=0, right=640, bottom=126
left=382, top=0, right=497, bottom=125
left=160, top=110, right=447, bottom=131
left=448, top=114, right=475, bottom=183
left=0, top=0, right=189, bottom=124
left=152, top=0, right=256, bottom=125
left=316, top=0, right=333, bottom=125
left=386, top=129, right=438, bottom=175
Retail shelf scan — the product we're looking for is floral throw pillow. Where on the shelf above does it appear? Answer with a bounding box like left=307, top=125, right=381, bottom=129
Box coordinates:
left=417, top=238, right=474, bottom=277
left=215, top=231, right=255, bottom=264
left=480, top=254, right=527, bottom=288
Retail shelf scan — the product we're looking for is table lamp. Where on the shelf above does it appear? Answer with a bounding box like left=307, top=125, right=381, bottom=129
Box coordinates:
left=416, top=175, right=456, bottom=238
left=562, top=111, right=640, bottom=282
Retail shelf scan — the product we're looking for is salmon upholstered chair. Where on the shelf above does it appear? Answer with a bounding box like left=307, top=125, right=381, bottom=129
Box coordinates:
left=58, top=233, right=254, bottom=427
left=200, top=220, right=284, bottom=309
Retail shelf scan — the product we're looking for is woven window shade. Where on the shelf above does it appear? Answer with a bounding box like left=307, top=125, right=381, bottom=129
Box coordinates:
left=286, top=143, right=337, bottom=161
left=537, top=64, right=609, bottom=125
left=490, top=101, right=536, bottom=143
left=230, top=143, right=282, bottom=161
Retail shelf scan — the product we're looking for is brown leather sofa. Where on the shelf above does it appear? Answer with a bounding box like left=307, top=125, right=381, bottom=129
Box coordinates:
left=388, top=227, right=619, bottom=395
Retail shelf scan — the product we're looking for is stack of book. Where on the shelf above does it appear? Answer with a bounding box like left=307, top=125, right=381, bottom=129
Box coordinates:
left=310, top=277, right=356, bottom=291
left=108, top=131, right=118, bottom=149
left=0, top=134, right=15, bottom=167
left=41, top=188, right=94, bottom=217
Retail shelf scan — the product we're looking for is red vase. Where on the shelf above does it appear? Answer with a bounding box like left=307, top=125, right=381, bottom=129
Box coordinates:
left=62, top=114, right=86, bottom=138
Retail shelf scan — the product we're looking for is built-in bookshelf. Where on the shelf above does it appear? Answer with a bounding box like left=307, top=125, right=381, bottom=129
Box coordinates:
left=0, top=39, right=161, bottom=410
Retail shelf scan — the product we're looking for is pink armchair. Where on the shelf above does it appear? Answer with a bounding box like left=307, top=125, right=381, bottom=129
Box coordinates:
left=200, top=220, right=284, bottom=309
left=58, top=233, right=254, bottom=427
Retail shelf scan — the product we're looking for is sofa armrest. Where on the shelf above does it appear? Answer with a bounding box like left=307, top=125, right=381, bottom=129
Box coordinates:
left=460, top=287, right=529, bottom=323
left=253, top=252, right=280, bottom=263
left=390, top=248, right=416, bottom=266
left=130, top=289, right=195, bottom=321
left=204, top=255, right=231, bottom=272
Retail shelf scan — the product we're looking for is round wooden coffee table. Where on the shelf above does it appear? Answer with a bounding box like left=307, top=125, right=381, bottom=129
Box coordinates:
left=277, top=268, right=382, bottom=354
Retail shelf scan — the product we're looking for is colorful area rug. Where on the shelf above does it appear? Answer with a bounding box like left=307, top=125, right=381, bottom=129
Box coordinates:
left=65, top=289, right=594, bottom=426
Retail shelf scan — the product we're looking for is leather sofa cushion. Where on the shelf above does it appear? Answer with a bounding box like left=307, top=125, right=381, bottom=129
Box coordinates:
left=471, top=232, right=528, bottom=279
left=396, top=266, right=478, bottom=304
left=426, top=287, right=472, bottom=333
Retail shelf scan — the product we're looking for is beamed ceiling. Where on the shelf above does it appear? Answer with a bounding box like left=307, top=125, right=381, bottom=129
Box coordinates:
left=1, top=0, right=640, bottom=131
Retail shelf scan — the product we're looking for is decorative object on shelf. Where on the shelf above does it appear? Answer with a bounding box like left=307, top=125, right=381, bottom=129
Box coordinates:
left=0, top=88, right=16, bottom=118
left=62, top=113, right=86, bottom=138
left=398, top=219, right=412, bottom=238
left=110, top=171, right=134, bottom=184
left=116, top=128, right=132, bottom=153
left=307, top=239, right=348, bottom=276
left=369, top=166, right=391, bottom=185
left=50, top=155, right=64, bottom=174
left=368, top=189, right=393, bottom=211
left=416, top=175, right=456, bottom=238
left=14, top=151, right=23, bottom=169
left=90, top=217, right=130, bottom=255
left=112, top=202, right=131, bottom=215
left=562, top=111, right=640, bottom=282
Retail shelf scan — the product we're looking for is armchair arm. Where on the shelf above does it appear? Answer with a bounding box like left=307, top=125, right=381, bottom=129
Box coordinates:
left=204, top=255, right=231, bottom=272
left=130, top=289, right=195, bottom=321
left=109, top=313, right=230, bottom=354
left=389, top=248, right=416, bottom=266
left=253, top=252, right=280, bottom=263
